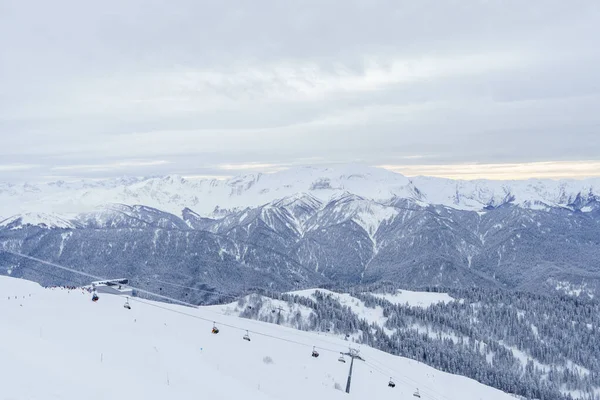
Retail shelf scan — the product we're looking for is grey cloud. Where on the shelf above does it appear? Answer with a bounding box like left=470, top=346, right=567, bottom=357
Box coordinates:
left=1, top=0, right=599, bottom=182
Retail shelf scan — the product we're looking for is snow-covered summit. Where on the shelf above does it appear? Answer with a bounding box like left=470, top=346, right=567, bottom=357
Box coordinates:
left=0, top=212, right=76, bottom=230
left=272, top=192, right=323, bottom=211
left=411, top=175, right=600, bottom=211
left=306, top=193, right=398, bottom=239
left=0, top=164, right=599, bottom=217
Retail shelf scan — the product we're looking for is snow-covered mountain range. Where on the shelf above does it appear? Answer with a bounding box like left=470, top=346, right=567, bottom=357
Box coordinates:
left=1, top=164, right=600, bottom=300
left=1, top=164, right=599, bottom=221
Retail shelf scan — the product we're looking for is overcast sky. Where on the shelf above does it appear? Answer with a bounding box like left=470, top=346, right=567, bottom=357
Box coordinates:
left=1, top=0, right=599, bottom=182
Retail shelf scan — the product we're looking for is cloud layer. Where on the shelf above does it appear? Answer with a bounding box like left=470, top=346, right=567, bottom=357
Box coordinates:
left=1, top=0, right=599, bottom=182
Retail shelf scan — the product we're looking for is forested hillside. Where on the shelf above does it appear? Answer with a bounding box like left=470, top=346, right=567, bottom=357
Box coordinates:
left=222, top=286, right=599, bottom=400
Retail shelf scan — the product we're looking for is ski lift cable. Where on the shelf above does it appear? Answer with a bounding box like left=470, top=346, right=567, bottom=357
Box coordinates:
left=2, top=250, right=382, bottom=359
left=367, top=356, right=438, bottom=393
left=11, top=262, right=90, bottom=287
left=363, top=361, right=403, bottom=387
left=131, top=286, right=200, bottom=308
left=11, top=257, right=438, bottom=400
left=363, top=360, right=427, bottom=397
left=5, top=251, right=446, bottom=400
left=2, top=249, right=355, bottom=353
left=3, top=254, right=327, bottom=352
left=3, top=250, right=344, bottom=354
left=1, top=249, right=105, bottom=281
left=128, top=296, right=345, bottom=355
left=14, top=263, right=115, bottom=296
left=363, top=360, right=389, bottom=376
left=363, top=360, right=439, bottom=400
left=131, top=290, right=361, bottom=353
left=0, top=249, right=202, bottom=308
left=366, top=358, right=446, bottom=400
left=152, top=279, right=240, bottom=300
left=364, top=359, right=450, bottom=400
left=2, top=249, right=241, bottom=308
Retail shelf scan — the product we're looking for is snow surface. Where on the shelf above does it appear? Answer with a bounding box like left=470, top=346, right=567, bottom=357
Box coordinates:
left=2, top=164, right=598, bottom=218
left=371, top=289, right=455, bottom=308
left=1, top=276, right=515, bottom=400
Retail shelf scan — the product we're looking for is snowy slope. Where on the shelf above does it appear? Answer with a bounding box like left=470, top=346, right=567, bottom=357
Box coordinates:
left=1, top=276, right=515, bottom=400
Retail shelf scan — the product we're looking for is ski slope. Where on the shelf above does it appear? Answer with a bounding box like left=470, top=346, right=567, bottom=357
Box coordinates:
left=1, top=276, right=515, bottom=400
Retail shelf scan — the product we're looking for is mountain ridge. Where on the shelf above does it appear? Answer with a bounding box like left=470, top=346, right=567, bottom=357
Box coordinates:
left=2, top=193, right=599, bottom=299
left=1, top=164, right=600, bottom=301
left=1, top=164, right=599, bottom=219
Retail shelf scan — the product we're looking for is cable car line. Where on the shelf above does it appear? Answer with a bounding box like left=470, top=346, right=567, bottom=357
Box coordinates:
left=128, top=296, right=345, bottom=355
left=363, top=361, right=435, bottom=400
left=1, top=249, right=359, bottom=353
left=0, top=249, right=201, bottom=308
left=365, top=360, right=435, bottom=400
left=363, top=359, right=448, bottom=400
left=10, top=262, right=89, bottom=287
left=0, top=249, right=104, bottom=281
left=5, top=250, right=346, bottom=355
left=2, top=248, right=450, bottom=399
left=367, top=357, right=447, bottom=400
left=152, top=278, right=240, bottom=300
left=130, top=294, right=437, bottom=398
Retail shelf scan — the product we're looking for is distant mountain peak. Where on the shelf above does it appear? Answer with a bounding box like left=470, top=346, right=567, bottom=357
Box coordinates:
left=272, top=192, right=323, bottom=209
left=0, top=212, right=76, bottom=230
left=327, top=191, right=367, bottom=204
